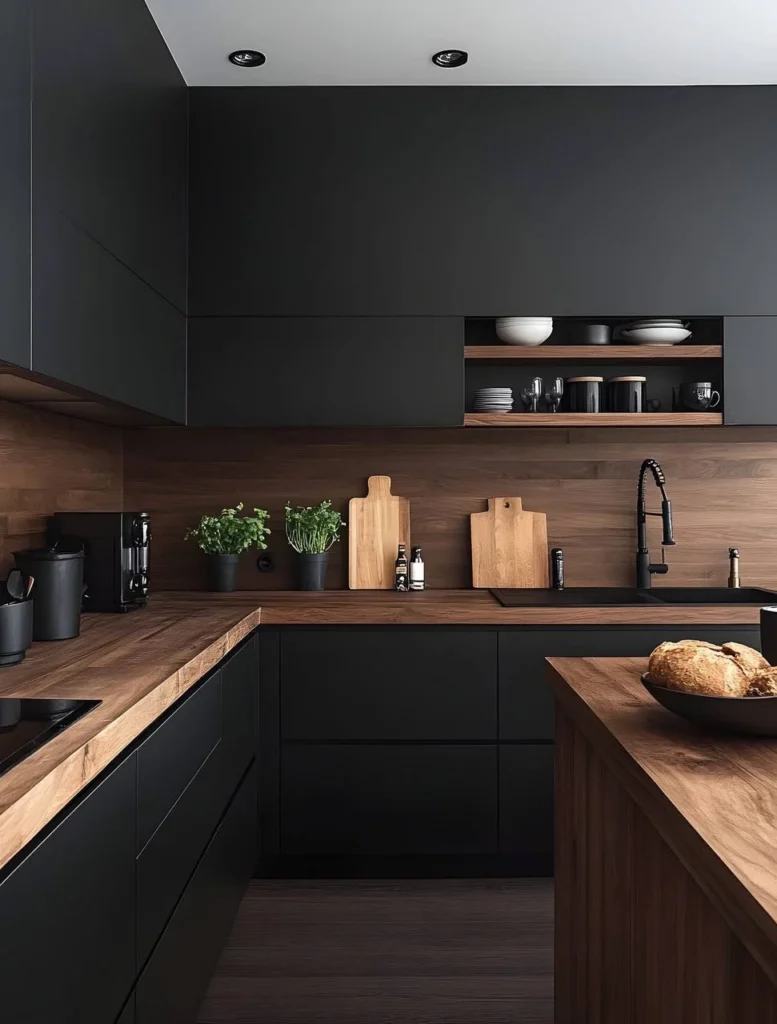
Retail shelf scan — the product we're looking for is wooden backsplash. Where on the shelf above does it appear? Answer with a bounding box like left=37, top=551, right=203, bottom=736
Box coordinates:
left=0, top=399, right=122, bottom=571
left=124, top=426, right=777, bottom=591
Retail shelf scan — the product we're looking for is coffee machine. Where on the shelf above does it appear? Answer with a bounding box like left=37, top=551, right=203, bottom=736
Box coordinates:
left=49, top=512, right=151, bottom=612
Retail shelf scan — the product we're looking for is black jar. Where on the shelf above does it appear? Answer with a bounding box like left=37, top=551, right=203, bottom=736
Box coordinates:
left=566, top=377, right=604, bottom=413
left=607, top=376, right=647, bottom=413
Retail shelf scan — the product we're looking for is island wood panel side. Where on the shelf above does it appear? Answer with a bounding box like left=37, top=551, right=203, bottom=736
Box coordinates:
left=555, top=706, right=777, bottom=1024
left=124, top=425, right=777, bottom=591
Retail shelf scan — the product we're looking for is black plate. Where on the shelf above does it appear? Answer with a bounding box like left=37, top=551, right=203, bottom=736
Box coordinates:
left=641, top=674, right=777, bottom=737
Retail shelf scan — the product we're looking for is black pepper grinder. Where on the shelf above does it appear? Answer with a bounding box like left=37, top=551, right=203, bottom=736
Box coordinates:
left=551, top=548, right=564, bottom=590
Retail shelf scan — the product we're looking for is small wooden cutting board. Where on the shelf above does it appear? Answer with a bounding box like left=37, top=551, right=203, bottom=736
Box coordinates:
left=349, top=476, right=410, bottom=589
left=470, top=497, right=549, bottom=588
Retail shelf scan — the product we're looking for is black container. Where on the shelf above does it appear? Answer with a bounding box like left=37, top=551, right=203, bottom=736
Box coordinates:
left=580, top=323, right=611, bottom=345
left=642, top=673, right=777, bottom=737
left=13, top=548, right=84, bottom=641
left=0, top=601, right=33, bottom=666
left=566, top=376, right=603, bottom=413
left=208, top=554, right=239, bottom=593
left=607, top=376, right=647, bottom=412
left=760, top=606, right=777, bottom=666
left=298, top=552, right=329, bottom=591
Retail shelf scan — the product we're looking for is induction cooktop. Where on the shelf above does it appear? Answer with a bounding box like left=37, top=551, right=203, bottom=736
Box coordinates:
left=0, top=699, right=100, bottom=779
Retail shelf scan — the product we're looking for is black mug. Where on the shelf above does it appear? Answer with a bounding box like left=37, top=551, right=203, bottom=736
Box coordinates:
left=675, top=381, right=721, bottom=412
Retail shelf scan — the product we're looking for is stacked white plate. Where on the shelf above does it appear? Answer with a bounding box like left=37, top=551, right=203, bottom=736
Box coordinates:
left=620, top=318, right=691, bottom=345
left=473, top=388, right=513, bottom=412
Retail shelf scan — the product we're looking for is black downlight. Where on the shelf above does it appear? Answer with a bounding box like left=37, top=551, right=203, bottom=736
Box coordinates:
left=228, top=50, right=267, bottom=68
left=432, top=49, right=468, bottom=68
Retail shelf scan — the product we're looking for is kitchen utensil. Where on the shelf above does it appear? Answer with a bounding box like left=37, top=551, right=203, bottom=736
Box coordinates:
left=580, top=323, right=611, bottom=345
left=496, top=317, right=553, bottom=346
left=470, top=497, right=549, bottom=588
left=641, top=674, right=777, bottom=737
left=520, top=377, right=543, bottom=412
left=348, top=476, right=410, bottom=590
left=24, top=575, right=35, bottom=599
left=13, top=547, right=84, bottom=641
left=675, top=382, right=721, bottom=411
left=544, top=377, right=564, bottom=412
left=0, top=601, right=33, bottom=666
left=607, top=376, right=647, bottom=412
left=566, top=377, right=603, bottom=412
left=4, top=569, right=26, bottom=603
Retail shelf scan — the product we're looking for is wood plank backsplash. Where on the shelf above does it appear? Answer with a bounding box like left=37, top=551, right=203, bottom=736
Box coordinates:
left=124, top=426, right=777, bottom=591
left=0, top=399, right=123, bottom=571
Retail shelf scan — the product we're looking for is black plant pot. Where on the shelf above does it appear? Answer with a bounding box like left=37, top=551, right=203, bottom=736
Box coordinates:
left=298, top=552, right=329, bottom=591
left=208, top=554, right=239, bottom=593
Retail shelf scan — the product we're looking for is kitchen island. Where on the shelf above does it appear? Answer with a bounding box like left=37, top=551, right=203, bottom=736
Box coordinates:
left=548, top=655, right=777, bottom=1023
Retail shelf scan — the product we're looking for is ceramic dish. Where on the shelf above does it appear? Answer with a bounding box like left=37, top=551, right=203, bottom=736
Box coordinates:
left=641, top=673, right=777, bottom=736
left=622, top=327, right=691, bottom=345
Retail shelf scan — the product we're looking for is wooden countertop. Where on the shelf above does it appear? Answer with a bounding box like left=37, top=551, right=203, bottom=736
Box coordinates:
left=165, top=589, right=765, bottom=626
left=0, top=597, right=261, bottom=873
left=547, top=655, right=777, bottom=988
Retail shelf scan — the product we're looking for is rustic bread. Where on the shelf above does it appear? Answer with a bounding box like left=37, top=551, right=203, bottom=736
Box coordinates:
left=648, top=640, right=749, bottom=697
left=720, top=642, right=769, bottom=680
left=747, top=667, right=777, bottom=697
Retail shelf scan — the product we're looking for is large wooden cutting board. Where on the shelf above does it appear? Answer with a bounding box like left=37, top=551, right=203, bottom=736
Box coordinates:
left=349, top=476, right=410, bottom=589
left=470, top=497, right=549, bottom=588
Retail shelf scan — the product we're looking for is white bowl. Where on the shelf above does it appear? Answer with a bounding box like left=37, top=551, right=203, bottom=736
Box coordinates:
left=497, top=317, right=553, bottom=324
left=622, top=326, right=691, bottom=345
left=496, top=320, right=553, bottom=346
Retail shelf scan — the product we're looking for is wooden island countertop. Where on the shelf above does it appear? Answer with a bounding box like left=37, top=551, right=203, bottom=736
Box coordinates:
left=548, top=655, right=777, bottom=1021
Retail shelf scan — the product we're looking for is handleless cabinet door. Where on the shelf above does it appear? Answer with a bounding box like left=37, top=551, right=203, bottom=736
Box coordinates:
left=724, top=317, right=777, bottom=424
left=499, top=745, right=554, bottom=866
left=0, top=0, right=30, bottom=368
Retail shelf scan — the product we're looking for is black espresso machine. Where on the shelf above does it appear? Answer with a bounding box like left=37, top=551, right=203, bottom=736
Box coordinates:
left=48, top=512, right=151, bottom=612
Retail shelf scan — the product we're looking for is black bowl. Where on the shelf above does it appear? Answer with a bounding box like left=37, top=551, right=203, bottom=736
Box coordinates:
left=641, top=674, right=777, bottom=736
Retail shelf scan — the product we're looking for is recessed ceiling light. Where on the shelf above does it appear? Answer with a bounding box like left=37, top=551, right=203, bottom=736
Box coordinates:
left=228, top=50, right=266, bottom=68
left=432, top=49, right=468, bottom=68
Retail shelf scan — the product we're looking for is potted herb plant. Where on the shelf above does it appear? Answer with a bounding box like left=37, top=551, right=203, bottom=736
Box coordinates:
left=185, top=503, right=270, bottom=592
left=285, top=500, right=344, bottom=591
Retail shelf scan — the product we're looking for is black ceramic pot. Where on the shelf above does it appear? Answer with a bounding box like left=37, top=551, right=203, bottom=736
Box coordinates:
left=298, top=552, right=329, bottom=591
left=208, top=554, right=239, bottom=593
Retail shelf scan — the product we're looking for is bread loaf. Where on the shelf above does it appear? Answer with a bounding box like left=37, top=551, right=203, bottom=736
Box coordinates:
left=721, top=642, right=769, bottom=679
left=648, top=639, right=749, bottom=697
left=748, top=667, right=777, bottom=697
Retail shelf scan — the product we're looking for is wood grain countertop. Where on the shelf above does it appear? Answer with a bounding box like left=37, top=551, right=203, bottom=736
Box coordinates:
left=547, top=655, right=777, bottom=989
left=164, top=589, right=765, bottom=626
left=0, top=596, right=261, bottom=873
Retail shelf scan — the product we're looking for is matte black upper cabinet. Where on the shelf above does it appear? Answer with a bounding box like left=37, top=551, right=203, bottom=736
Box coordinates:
left=724, top=317, right=777, bottom=424
left=189, top=87, right=777, bottom=317
left=187, top=317, right=464, bottom=426
left=0, top=0, right=31, bottom=368
left=30, top=0, right=187, bottom=422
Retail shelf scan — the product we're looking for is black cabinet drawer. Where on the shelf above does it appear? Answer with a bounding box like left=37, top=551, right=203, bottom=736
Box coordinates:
left=0, top=752, right=137, bottom=1024
left=135, top=767, right=257, bottom=1024
left=281, top=630, right=497, bottom=740
left=281, top=744, right=498, bottom=856
left=222, top=636, right=258, bottom=786
left=499, top=745, right=554, bottom=866
left=499, top=626, right=760, bottom=741
left=137, top=671, right=222, bottom=851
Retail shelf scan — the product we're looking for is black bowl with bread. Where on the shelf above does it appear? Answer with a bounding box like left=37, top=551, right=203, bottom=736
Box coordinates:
left=642, top=639, right=777, bottom=736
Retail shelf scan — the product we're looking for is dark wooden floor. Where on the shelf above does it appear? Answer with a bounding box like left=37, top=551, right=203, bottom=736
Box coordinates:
left=198, top=878, right=554, bottom=1024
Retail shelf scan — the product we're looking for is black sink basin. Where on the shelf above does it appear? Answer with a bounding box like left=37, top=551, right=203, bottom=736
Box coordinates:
left=649, top=587, right=777, bottom=604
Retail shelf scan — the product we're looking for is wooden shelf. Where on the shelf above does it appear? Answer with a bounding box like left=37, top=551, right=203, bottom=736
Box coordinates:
left=464, top=412, right=723, bottom=427
left=464, top=345, right=722, bottom=361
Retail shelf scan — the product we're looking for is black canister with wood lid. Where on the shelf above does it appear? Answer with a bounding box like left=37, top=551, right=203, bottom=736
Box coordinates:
left=607, top=376, right=647, bottom=413
left=566, top=376, right=604, bottom=413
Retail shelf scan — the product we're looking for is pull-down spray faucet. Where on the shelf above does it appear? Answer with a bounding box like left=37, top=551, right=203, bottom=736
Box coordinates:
left=636, top=459, right=675, bottom=589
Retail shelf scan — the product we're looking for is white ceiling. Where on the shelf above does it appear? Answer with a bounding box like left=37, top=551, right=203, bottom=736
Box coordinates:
left=145, top=0, right=777, bottom=87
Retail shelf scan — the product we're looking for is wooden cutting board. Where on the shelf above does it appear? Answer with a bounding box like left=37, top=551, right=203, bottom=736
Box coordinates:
left=470, top=497, right=549, bottom=588
left=349, top=476, right=410, bottom=589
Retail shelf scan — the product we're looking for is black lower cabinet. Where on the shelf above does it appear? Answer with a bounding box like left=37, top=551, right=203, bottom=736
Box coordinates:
left=135, top=767, right=257, bottom=1024
left=116, top=996, right=135, bottom=1024
left=281, top=744, right=497, bottom=856
left=0, top=752, right=137, bottom=1024
left=499, top=745, right=554, bottom=873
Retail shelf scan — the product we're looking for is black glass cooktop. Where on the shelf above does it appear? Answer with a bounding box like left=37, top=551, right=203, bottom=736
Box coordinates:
left=0, top=699, right=100, bottom=779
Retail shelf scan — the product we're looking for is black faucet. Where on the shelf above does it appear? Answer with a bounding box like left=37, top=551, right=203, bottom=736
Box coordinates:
left=636, top=458, right=675, bottom=588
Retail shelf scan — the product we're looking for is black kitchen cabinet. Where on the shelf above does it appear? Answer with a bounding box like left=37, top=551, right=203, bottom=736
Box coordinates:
left=499, top=745, right=554, bottom=867
left=189, top=87, right=777, bottom=317
left=281, top=744, right=498, bottom=856
left=135, top=767, right=257, bottom=1024
left=281, top=629, right=496, bottom=740
left=116, top=997, right=135, bottom=1024
left=31, top=0, right=187, bottom=312
left=724, top=317, right=777, bottom=424
left=187, top=316, right=464, bottom=426
left=499, top=625, right=761, bottom=741
left=32, top=205, right=187, bottom=422
left=0, top=752, right=137, bottom=1024
left=0, top=0, right=31, bottom=368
